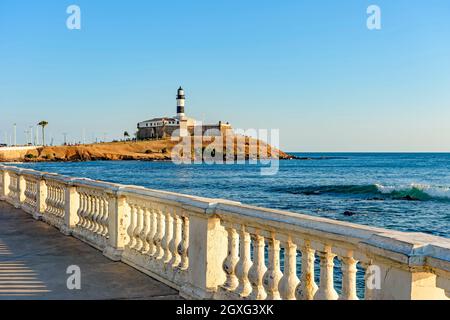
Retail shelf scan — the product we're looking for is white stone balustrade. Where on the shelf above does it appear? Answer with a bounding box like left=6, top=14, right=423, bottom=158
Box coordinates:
left=0, top=164, right=449, bottom=300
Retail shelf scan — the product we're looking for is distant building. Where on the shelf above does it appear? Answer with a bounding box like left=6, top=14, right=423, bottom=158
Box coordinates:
left=137, top=87, right=232, bottom=140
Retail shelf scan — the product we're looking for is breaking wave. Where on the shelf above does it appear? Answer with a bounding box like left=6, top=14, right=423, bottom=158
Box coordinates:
left=272, top=183, right=450, bottom=202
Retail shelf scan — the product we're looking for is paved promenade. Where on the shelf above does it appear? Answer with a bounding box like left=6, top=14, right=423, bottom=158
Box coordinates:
left=0, top=201, right=180, bottom=300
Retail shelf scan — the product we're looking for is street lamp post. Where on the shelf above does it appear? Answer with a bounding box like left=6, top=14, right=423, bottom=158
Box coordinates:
left=13, top=123, right=16, bottom=146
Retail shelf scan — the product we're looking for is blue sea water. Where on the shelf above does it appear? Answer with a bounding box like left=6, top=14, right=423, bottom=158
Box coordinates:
left=14, top=153, right=450, bottom=238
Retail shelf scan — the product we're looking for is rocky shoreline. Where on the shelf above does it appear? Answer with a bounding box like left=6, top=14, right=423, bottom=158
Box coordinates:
left=1, top=138, right=297, bottom=163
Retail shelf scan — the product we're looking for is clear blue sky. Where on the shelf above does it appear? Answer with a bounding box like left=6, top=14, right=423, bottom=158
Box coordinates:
left=1, top=0, right=449, bottom=151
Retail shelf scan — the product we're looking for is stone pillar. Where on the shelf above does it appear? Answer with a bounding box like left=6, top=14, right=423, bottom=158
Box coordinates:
left=18, top=174, right=26, bottom=207
left=34, top=177, right=47, bottom=220
left=61, top=181, right=79, bottom=236
left=361, top=234, right=449, bottom=300
left=436, top=275, right=450, bottom=299
left=103, top=191, right=128, bottom=261
left=1, top=169, right=10, bottom=200
left=368, top=263, right=447, bottom=300
left=180, top=208, right=228, bottom=299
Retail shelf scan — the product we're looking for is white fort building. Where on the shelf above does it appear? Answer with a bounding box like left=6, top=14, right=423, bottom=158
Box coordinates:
left=137, top=87, right=232, bottom=140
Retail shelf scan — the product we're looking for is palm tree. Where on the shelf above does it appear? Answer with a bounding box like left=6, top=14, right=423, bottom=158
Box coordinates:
left=123, top=131, right=130, bottom=141
left=38, top=121, right=48, bottom=146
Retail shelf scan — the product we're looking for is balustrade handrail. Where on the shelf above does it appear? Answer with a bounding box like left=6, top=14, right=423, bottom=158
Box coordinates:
left=0, top=163, right=449, bottom=300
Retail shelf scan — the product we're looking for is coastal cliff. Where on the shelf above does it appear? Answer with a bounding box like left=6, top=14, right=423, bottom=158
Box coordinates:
left=0, top=137, right=293, bottom=162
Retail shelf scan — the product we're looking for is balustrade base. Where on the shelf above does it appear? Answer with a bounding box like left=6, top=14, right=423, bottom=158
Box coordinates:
left=21, top=203, right=35, bottom=215
left=71, top=227, right=108, bottom=251
left=180, top=283, right=217, bottom=300
left=60, top=225, right=73, bottom=236
left=121, top=249, right=188, bottom=293
left=215, top=286, right=243, bottom=300
left=32, top=211, right=43, bottom=221
left=41, top=214, right=64, bottom=231
left=103, top=246, right=123, bottom=261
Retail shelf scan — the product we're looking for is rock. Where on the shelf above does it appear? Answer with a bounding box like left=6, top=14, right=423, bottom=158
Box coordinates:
left=401, top=195, right=419, bottom=201
left=368, top=197, right=384, bottom=201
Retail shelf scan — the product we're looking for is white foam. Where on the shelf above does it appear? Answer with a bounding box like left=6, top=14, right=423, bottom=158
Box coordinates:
left=375, top=183, right=450, bottom=199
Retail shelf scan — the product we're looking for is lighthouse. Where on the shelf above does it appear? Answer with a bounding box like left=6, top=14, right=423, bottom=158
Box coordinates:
left=176, top=87, right=185, bottom=119
left=136, top=86, right=232, bottom=140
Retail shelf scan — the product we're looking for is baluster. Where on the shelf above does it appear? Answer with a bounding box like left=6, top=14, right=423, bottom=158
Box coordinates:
left=169, top=209, right=182, bottom=267
left=95, top=197, right=103, bottom=234
left=44, top=183, right=49, bottom=210
left=85, top=195, right=92, bottom=229
left=314, top=246, right=339, bottom=300
left=55, top=186, right=60, bottom=215
left=86, top=195, right=94, bottom=229
left=97, top=197, right=104, bottom=233
left=178, top=215, right=189, bottom=270
left=163, top=207, right=174, bottom=263
left=51, top=185, right=55, bottom=214
left=51, top=186, right=56, bottom=214
left=24, top=180, right=28, bottom=201
left=146, top=205, right=157, bottom=256
left=100, top=197, right=109, bottom=236
left=52, top=186, right=56, bottom=214
left=77, top=192, right=84, bottom=227
left=279, top=237, right=300, bottom=300
left=53, top=186, right=57, bottom=213
left=235, top=225, right=252, bottom=298
left=340, top=254, right=358, bottom=300
left=54, top=186, right=58, bottom=213
left=49, top=185, right=54, bottom=214
left=91, top=196, right=100, bottom=232
left=32, top=180, right=36, bottom=204
left=155, top=205, right=165, bottom=259
left=26, top=180, right=30, bottom=197
left=140, top=206, right=151, bottom=254
left=46, top=185, right=51, bottom=213
left=24, top=180, right=29, bottom=203
left=61, top=187, right=66, bottom=216
left=222, top=223, right=239, bottom=291
left=90, top=195, right=97, bottom=231
left=82, top=192, right=89, bottom=228
left=99, top=197, right=107, bottom=235
left=297, top=242, right=318, bottom=300
left=58, top=187, right=64, bottom=216
left=248, top=232, right=267, bottom=300
left=28, top=180, right=31, bottom=204
left=57, top=186, right=62, bottom=215
left=127, top=204, right=137, bottom=249
left=76, top=191, right=82, bottom=226
left=134, top=206, right=144, bottom=251
left=263, top=235, right=283, bottom=300
left=33, top=181, right=37, bottom=204
left=50, top=185, right=54, bottom=211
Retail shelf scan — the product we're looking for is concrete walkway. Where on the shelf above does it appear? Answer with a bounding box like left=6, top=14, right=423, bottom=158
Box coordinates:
left=0, top=201, right=181, bottom=300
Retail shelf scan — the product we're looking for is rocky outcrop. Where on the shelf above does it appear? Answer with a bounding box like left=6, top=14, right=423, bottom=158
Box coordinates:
left=2, top=137, right=294, bottom=162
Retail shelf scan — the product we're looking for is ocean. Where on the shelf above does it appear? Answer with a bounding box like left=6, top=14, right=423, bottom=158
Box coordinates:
left=14, top=152, right=450, bottom=238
